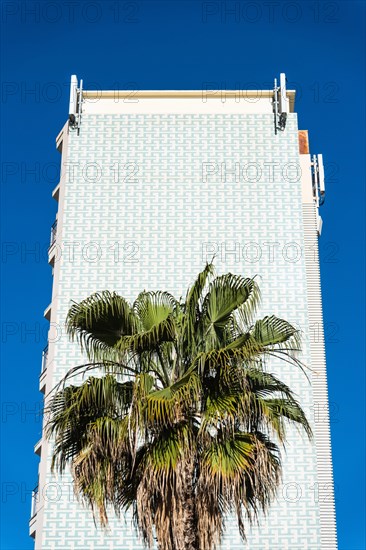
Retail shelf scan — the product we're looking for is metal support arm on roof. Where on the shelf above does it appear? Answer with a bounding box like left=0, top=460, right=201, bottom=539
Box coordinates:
left=68, top=74, right=83, bottom=134
left=273, top=73, right=289, bottom=134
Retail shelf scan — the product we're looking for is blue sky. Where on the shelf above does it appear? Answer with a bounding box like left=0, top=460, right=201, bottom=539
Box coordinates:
left=0, top=1, right=365, bottom=548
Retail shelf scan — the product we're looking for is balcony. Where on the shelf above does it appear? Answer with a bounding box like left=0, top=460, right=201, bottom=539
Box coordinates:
left=39, top=344, right=48, bottom=392
left=34, top=438, right=42, bottom=457
left=41, top=345, right=48, bottom=375
left=43, top=304, right=51, bottom=321
left=30, top=484, right=39, bottom=518
left=52, top=182, right=60, bottom=202
left=56, top=127, right=63, bottom=153
left=49, top=220, right=57, bottom=249
left=29, top=485, right=39, bottom=538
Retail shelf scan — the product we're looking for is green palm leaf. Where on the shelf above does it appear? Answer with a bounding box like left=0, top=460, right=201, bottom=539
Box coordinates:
left=133, top=291, right=179, bottom=331
left=116, top=315, right=177, bottom=354
left=252, top=315, right=300, bottom=349
left=201, top=274, right=260, bottom=349
left=66, top=291, right=136, bottom=361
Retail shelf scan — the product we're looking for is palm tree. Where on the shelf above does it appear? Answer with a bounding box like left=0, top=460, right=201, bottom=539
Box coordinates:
left=47, top=263, right=311, bottom=550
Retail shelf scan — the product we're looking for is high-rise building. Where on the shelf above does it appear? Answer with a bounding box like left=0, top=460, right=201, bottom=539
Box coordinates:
left=30, top=74, right=337, bottom=550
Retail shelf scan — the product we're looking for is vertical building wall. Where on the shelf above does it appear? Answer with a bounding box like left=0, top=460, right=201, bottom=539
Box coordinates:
left=301, top=153, right=338, bottom=549
left=33, top=104, right=336, bottom=549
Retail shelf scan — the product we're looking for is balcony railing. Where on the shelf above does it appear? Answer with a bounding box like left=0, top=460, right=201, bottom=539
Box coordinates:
left=49, top=220, right=57, bottom=248
left=41, top=345, right=48, bottom=375
left=30, top=485, right=39, bottom=518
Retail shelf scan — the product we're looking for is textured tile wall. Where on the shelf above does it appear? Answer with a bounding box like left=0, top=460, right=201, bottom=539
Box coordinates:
left=41, top=113, right=321, bottom=549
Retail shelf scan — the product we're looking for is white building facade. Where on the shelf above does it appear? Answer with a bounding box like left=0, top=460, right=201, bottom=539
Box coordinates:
left=30, top=75, right=337, bottom=550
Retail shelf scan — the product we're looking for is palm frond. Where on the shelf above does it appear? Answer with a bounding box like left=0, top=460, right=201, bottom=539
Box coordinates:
left=66, top=291, right=136, bottom=361
left=201, top=274, right=260, bottom=350
left=182, top=262, right=216, bottom=356
left=115, top=315, right=177, bottom=355
left=47, top=375, right=133, bottom=472
left=133, top=291, right=179, bottom=331
left=252, top=315, right=301, bottom=351
left=197, top=431, right=281, bottom=548
left=185, top=262, right=215, bottom=317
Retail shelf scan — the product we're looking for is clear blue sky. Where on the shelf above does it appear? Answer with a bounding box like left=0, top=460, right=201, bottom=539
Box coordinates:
left=1, top=1, right=365, bottom=548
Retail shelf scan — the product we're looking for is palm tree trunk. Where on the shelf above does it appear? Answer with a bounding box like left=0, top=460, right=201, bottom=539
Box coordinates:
left=176, top=458, right=198, bottom=550
left=169, top=522, right=177, bottom=550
